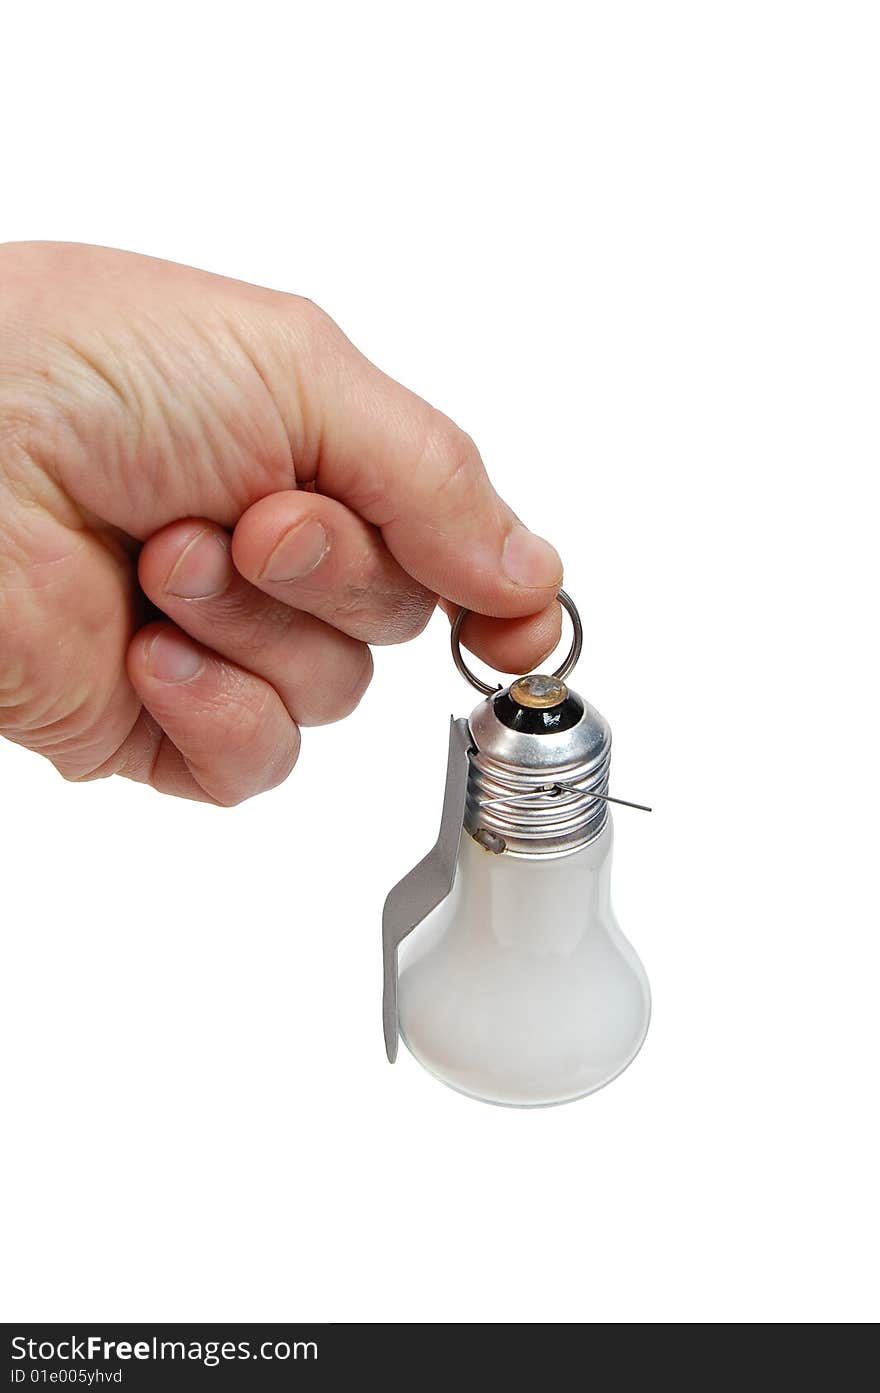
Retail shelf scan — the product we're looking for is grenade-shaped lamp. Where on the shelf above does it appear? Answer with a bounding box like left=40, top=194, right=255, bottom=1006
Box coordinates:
left=382, top=592, right=651, bottom=1107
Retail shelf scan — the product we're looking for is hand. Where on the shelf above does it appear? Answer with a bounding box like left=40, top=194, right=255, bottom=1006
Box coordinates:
left=0, top=242, right=563, bottom=804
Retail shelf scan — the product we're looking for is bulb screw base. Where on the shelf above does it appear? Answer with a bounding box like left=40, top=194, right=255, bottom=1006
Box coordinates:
left=465, top=682, right=612, bottom=858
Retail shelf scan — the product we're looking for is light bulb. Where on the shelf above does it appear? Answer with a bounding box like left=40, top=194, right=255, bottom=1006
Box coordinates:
left=383, top=662, right=651, bottom=1108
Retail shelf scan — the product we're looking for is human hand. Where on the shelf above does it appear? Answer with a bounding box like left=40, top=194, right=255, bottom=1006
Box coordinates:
left=0, top=243, right=563, bottom=804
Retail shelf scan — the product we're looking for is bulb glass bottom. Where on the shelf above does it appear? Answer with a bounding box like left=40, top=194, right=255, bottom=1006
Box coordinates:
left=397, top=817, right=650, bottom=1107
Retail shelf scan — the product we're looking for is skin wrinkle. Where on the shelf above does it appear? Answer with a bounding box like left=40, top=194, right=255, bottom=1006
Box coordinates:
left=145, top=726, right=173, bottom=789
left=0, top=653, right=27, bottom=701
left=280, top=296, right=350, bottom=485
left=177, top=665, right=278, bottom=743
left=147, top=730, right=228, bottom=805
left=1, top=250, right=246, bottom=526
left=2, top=621, right=130, bottom=734
left=0, top=485, right=137, bottom=750
left=221, top=594, right=300, bottom=652
left=50, top=307, right=291, bottom=535
left=174, top=318, right=275, bottom=487
left=231, top=297, right=315, bottom=444
left=80, top=707, right=166, bottom=784
left=5, top=680, right=114, bottom=741
left=330, top=580, right=433, bottom=642
left=54, top=330, right=154, bottom=501
left=32, top=350, right=154, bottom=528
left=221, top=312, right=299, bottom=493
left=64, top=706, right=156, bottom=783
left=338, top=644, right=374, bottom=716
left=313, top=350, right=400, bottom=522
left=55, top=336, right=130, bottom=416
left=196, top=584, right=304, bottom=655
left=0, top=418, right=86, bottom=540
left=168, top=674, right=300, bottom=799
left=424, top=426, right=481, bottom=509
left=289, top=334, right=322, bottom=486
left=173, top=306, right=312, bottom=513
left=90, top=319, right=205, bottom=519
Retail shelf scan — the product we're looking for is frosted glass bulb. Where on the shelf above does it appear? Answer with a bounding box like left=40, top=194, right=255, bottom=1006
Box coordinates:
left=398, top=818, right=650, bottom=1106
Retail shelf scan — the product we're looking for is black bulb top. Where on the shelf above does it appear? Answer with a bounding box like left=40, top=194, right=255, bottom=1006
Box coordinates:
left=493, top=675, right=585, bottom=735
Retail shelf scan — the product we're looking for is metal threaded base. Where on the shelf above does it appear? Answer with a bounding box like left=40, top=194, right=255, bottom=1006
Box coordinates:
left=463, top=683, right=614, bottom=857
left=465, top=737, right=611, bottom=857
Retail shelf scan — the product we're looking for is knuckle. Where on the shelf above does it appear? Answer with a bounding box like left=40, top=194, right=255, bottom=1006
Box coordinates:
left=207, top=674, right=275, bottom=750
left=331, top=644, right=374, bottom=721
left=195, top=687, right=301, bottom=803
left=422, top=413, right=485, bottom=503
left=345, top=644, right=374, bottom=709
left=213, top=592, right=301, bottom=656
left=360, top=587, right=435, bottom=645
left=248, top=723, right=301, bottom=796
left=0, top=651, right=29, bottom=719
left=264, top=733, right=302, bottom=790
left=287, top=294, right=341, bottom=350
left=60, top=761, right=111, bottom=785
left=328, top=584, right=383, bottom=635
left=1, top=389, right=70, bottom=497
left=301, top=644, right=373, bottom=726
left=393, top=590, right=436, bottom=642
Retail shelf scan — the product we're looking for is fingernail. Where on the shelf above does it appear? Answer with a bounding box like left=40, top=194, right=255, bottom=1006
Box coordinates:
left=164, top=530, right=229, bottom=599
left=147, top=632, right=204, bottom=683
left=261, top=519, right=329, bottom=582
left=502, top=525, right=563, bottom=589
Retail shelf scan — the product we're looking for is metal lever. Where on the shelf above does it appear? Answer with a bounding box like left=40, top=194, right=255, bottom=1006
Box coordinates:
left=381, top=717, right=472, bottom=1062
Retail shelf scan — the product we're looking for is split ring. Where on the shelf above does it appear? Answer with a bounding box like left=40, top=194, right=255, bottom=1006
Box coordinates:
left=450, top=589, right=583, bottom=697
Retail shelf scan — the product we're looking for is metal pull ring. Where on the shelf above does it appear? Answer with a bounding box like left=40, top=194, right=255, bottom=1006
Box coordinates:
left=450, top=589, right=583, bottom=697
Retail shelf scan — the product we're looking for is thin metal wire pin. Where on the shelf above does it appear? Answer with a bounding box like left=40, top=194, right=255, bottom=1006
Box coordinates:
left=479, top=784, right=652, bottom=813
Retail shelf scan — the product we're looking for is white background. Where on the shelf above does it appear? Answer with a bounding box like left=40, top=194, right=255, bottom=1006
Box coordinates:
left=1, top=1, right=877, bottom=1324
